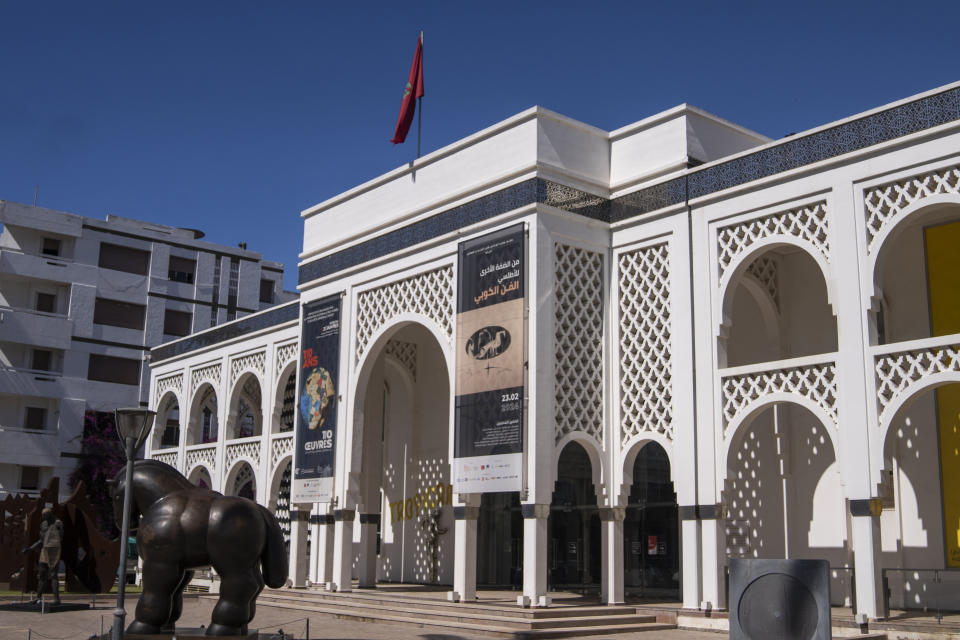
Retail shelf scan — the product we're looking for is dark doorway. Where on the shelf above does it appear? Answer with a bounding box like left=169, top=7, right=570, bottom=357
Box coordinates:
left=624, top=442, right=679, bottom=598
left=549, top=442, right=601, bottom=590
left=477, top=492, right=523, bottom=588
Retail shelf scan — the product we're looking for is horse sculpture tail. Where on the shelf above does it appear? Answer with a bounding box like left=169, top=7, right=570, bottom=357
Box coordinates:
left=258, top=505, right=289, bottom=588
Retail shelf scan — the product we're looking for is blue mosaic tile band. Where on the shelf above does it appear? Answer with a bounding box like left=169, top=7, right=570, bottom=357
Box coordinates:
left=298, top=85, right=960, bottom=283
left=151, top=300, right=299, bottom=362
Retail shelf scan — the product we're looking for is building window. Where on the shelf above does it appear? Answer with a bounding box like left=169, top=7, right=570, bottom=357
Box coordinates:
left=31, top=349, right=52, bottom=371
left=88, top=354, right=140, bottom=385
left=226, top=257, right=240, bottom=320
left=24, top=407, right=47, bottom=430
left=20, top=466, right=40, bottom=491
left=35, top=292, right=56, bottom=314
left=98, top=242, right=150, bottom=275
left=41, top=237, right=61, bottom=257
left=163, top=309, right=192, bottom=337
left=259, top=279, right=274, bottom=304
left=210, top=257, right=222, bottom=326
left=168, top=256, right=196, bottom=284
left=93, top=297, right=146, bottom=330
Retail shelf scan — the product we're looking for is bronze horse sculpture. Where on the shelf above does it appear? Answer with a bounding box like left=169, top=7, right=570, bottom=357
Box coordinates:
left=110, top=460, right=287, bottom=636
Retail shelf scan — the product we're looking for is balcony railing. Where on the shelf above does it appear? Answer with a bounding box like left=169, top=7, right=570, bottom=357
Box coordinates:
left=0, top=304, right=73, bottom=350
left=0, top=247, right=100, bottom=287
left=0, top=304, right=68, bottom=320
left=0, top=424, right=59, bottom=436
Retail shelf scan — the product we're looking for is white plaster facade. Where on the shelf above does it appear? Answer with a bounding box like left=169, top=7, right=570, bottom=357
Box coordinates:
left=148, top=81, right=960, bottom=618
left=0, top=202, right=295, bottom=499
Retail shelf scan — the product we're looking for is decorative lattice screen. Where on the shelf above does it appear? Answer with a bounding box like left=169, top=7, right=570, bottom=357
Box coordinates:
left=717, top=201, right=829, bottom=281
left=865, top=165, right=960, bottom=252
left=618, top=243, right=673, bottom=444
left=876, top=343, right=960, bottom=421
left=554, top=244, right=604, bottom=444
left=356, top=267, right=454, bottom=361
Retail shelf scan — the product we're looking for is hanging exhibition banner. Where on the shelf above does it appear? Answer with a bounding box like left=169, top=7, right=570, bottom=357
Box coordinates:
left=454, top=224, right=526, bottom=493
left=292, top=296, right=341, bottom=503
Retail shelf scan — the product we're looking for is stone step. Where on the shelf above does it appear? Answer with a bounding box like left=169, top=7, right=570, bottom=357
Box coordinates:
left=259, top=588, right=637, bottom=619
left=244, top=591, right=674, bottom=638
left=255, top=592, right=656, bottom=630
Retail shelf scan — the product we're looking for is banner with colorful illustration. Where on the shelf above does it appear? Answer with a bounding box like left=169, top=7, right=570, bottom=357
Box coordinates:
left=453, top=224, right=526, bottom=493
left=292, top=296, right=341, bottom=503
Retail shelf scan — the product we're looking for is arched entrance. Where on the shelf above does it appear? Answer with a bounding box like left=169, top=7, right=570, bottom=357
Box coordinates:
left=188, top=384, right=219, bottom=445
left=273, top=363, right=297, bottom=433
left=354, top=323, right=452, bottom=586
left=269, top=458, right=293, bottom=555
left=153, top=392, right=181, bottom=450
left=548, top=441, right=600, bottom=590
left=228, top=373, right=262, bottom=439
left=624, top=442, right=679, bottom=598
left=881, top=381, right=960, bottom=610
left=724, top=402, right=849, bottom=604
left=188, top=466, right=212, bottom=489
left=721, top=246, right=837, bottom=368
left=226, top=461, right=256, bottom=499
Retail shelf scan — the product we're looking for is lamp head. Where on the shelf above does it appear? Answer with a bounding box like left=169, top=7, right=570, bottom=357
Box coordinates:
left=114, top=407, right=157, bottom=452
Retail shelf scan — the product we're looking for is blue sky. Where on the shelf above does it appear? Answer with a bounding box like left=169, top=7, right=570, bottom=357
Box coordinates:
left=1, top=1, right=957, bottom=291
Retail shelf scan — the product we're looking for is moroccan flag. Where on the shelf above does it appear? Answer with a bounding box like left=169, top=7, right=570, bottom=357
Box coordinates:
left=391, top=35, right=424, bottom=145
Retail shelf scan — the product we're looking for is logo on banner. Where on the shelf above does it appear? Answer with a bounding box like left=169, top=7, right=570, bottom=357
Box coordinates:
left=465, top=326, right=511, bottom=360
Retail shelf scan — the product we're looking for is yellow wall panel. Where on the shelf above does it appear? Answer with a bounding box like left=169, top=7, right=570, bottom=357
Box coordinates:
left=925, top=221, right=960, bottom=567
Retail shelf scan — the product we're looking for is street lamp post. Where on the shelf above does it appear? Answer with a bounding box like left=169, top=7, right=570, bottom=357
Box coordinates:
left=111, top=408, right=156, bottom=640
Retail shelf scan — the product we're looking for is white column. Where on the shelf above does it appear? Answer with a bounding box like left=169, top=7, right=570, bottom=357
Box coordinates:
left=288, top=508, right=309, bottom=588
left=827, top=173, right=888, bottom=620
left=330, top=508, right=355, bottom=592
left=308, top=505, right=322, bottom=585
left=700, top=513, right=723, bottom=610
left=600, top=507, right=625, bottom=605
left=520, top=504, right=550, bottom=607
left=449, top=499, right=479, bottom=602
left=679, top=512, right=701, bottom=609
left=315, top=511, right=336, bottom=587
left=851, top=500, right=887, bottom=619
left=357, top=512, right=379, bottom=588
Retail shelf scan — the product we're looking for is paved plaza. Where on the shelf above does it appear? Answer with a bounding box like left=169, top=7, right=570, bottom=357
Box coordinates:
left=0, top=595, right=725, bottom=640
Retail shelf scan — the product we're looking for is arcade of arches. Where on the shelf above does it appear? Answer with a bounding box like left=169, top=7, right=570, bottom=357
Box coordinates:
left=145, top=90, right=960, bottom=620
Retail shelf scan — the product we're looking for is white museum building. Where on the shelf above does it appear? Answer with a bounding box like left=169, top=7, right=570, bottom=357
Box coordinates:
left=145, top=81, right=960, bottom=620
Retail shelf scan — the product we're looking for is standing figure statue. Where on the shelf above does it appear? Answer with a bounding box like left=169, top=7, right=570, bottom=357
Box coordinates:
left=22, top=508, right=63, bottom=605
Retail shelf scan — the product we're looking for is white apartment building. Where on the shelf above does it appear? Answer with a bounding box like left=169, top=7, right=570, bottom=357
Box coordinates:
left=0, top=202, right=295, bottom=499
left=148, top=81, right=960, bottom=622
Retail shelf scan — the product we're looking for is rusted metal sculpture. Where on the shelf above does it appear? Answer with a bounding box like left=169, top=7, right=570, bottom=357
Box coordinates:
left=0, top=477, right=119, bottom=596
left=110, top=460, right=288, bottom=637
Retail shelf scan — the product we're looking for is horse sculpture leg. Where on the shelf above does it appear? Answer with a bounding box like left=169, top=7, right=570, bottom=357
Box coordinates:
left=162, top=569, right=195, bottom=631
left=207, top=567, right=261, bottom=636
left=245, top=568, right=265, bottom=625
left=127, top=562, right=185, bottom=635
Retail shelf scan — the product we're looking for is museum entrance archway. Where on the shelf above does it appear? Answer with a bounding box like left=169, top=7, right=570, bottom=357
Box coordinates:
left=548, top=441, right=601, bottom=590
left=355, top=322, right=452, bottom=585
left=624, top=441, right=679, bottom=598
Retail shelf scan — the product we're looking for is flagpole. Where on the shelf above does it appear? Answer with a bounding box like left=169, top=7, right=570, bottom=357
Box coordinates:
left=417, top=30, right=423, bottom=160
